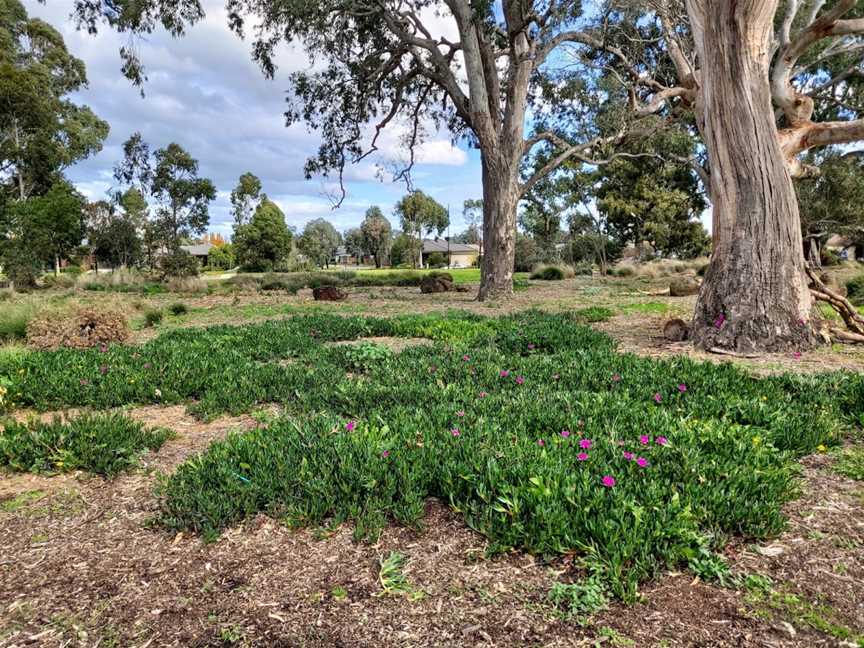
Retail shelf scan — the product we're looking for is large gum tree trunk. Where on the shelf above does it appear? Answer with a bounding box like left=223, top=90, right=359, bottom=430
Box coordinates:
left=689, top=0, right=816, bottom=353
left=478, top=150, right=520, bottom=301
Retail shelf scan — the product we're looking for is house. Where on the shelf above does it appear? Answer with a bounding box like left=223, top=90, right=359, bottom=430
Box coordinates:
left=421, top=239, right=480, bottom=269
left=181, top=243, right=215, bottom=264
left=333, top=246, right=374, bottom=266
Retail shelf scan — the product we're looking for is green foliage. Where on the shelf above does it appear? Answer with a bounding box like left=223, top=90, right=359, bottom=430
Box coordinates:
left=144, top=308, right=164, bottom=327
left=342, top=343, right=393, bottom=373
left=169, top=302, right=189, bottom=316
left=846, top=275, right=864, bottom=306
left=207, top=243, right=236, bottom=271
left=425, top=251, right=447, bottom=268
left=0, top=413, right=172, bottom=477
left=548, top=576, right=608, bottom=623
left=377, top=552, right=415, bottom=597
left=234, top=200, right=293, bottom=272
left=360, top=207, right=392, bottom=268
left=85, top=197, right=143, bottom=269
left=833, top=446, right=864, bottom=481
left=0, top=300, right=34, bottom=340
left=230, top=172, right=263, bottom=227
left=395, top=191, right=448, bottom=267
left=798, top=151, right=864, bottom=247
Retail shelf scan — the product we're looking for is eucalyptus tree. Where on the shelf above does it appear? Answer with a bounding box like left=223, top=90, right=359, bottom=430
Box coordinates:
left=587, top=0, right=864, bottom=351
left=230, top=172, right=263, bottom=227
left=72, top=0, right=649, bottom=300
left=0, top=0, right=108, bottom=201
left=360, top=206, right=393, bottom=268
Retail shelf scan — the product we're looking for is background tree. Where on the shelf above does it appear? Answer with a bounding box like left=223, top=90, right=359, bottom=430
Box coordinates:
left=343, top=227, right=366, bottom=266
left=796, top=150, right=864, bottom=266
left=2, top=181, right=85, bottom=280
left=388, top=233, right=414, bottom=268
left=230, top=172, right=263, bottom=227
left=207, top=243, right=236, bottom=270
left=0, top=0, right=108, bottom=201
left=360, top=206, right=392, bottom=268
left=233, top=199, right=292, bottom=272
left=458, top=199, right=484, bottom=256
left=395, top=191, right=448, bottom=269
left=86, top=199, right=142, bottom=269
left=297, top=219, right=341, bottom=269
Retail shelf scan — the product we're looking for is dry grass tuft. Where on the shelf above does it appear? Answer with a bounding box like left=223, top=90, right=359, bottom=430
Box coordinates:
left=26, top=307, right=131, bottom=350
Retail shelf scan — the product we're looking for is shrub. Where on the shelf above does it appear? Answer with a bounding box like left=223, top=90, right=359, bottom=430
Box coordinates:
left=0, top=301, right=36, bottom=341
left=573, top=263, right=594, bottom=277
left=821, top=248, right=841, bottom=267
left=0, top=413, right=172, bottom=477
left=42, top=274, right=76, bottom=289
left=26, top=307, right=130, bottom=350
left=169, top=302, right=189, bottom=316
left=846, top=274, right=864, bottom=306
left=144, top=309, right=164, bottom=327
left=426, top=252, right=447, bottom=268
left=612, top=266, right=635, bottom=277
left=530, top=264, right=575, bottom=281
left=77, top=269, right=148, bottom=293
left=225, top=275, right=261, bottom=292
left=158, top=250, right=200, bottom=279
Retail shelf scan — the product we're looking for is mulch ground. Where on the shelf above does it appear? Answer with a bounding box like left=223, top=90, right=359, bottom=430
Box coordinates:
left=1, top=405, right=862, bottom=647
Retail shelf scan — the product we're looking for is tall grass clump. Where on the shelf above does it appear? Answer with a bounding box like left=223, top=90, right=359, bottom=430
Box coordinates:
left=530, top=264, right=575, bottom=281
left=846, top=274, right=864, bottom=306
left=0, top=301, right=36, bottom=341
left=0, top=413, right=173, bottom=477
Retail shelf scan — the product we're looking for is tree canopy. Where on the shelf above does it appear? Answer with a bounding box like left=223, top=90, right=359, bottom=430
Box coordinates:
left=234, top=199, right=293, bottom=272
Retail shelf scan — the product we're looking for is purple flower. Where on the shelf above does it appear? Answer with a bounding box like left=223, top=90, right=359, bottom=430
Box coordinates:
left=528, top=343, right=536, bottom=350
left=580, top=439, right=593, bottom=450
left=462, top=355, right=471, bottom=362
left=560, top=430, right=571, bottom=438
left=653, top=393, right=663, bottom=404
left=623, top=451, right=634, bottom=461
left=143, top=363, right=152, bottom=370
left=345, top=421, right=356, bottom=432
left=79, top=379, right=90, bottom=386
left=636, top=457, right=649, bottom=468
left=478, top=391, right=488, bottom=399
left=678, top=384, right=687, bottom=393
left=655, top=436, right=668, bottom=446
left=537, top=439, right=545, bottom=447
left=577, top=452, right=589, bottom=461
left=451, top=428, right=461, bottom=437
left=612, top=373, right=622, bottom=383
left=456, top=410, right=465, bottom=418
left=601, top=475, right=616, bottom=488
left=515, top=376, right=525, bottom=385
left=382, top=451, right=390, bottom=458
left=792, top=351, right=802, bottom=360
left=499, top=370, right=510, bottom=378
left=639, top=435, right=651, bottom=445
left=798, top=318, right=807, bottom=326
left=99, top=365, right=109, bottom=375
left=714, top=313, right=726, bottom=329
left=99, top=344, right=108, bottom=353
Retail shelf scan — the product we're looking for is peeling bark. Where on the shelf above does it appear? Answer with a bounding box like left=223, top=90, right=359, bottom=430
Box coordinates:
left=687, top=0, right=817, bottom=353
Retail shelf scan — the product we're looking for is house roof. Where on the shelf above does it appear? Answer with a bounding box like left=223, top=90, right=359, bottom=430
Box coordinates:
left=181, top=243, right=215, bottom=257
left=422, top=239, right=480, bottom=254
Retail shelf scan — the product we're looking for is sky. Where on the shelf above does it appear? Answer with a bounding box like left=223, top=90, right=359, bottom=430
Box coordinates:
left=24, top=0, right=484, bottom=239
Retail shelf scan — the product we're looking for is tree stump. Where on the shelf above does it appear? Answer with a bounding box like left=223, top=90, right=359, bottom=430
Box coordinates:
left=313, top=285, right=348, bottom=301
left=420, top=276, right=454, bottom=294
left=663, top=318, right=691, bottom=342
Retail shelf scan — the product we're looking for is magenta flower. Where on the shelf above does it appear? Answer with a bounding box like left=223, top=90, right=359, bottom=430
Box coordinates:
left=714, top=313, right=726, bottom=329
left=462, top=355, right=471, bottom=362
left=79, top=379, right=90, bottom=386
left=655, top=436, right=668, bottom=446
left=515, top=376, right=525, bottom=385
left=451, top=428, right=461, bottom=437
left=528, top=343, right=536, bottom=350
left=478, top=391, right=488, bottom=399
left=99, top=344, right=108, bottom=353
left=456, top=410, right=465, bottom=417
left=500, top=370, right=510, bottom=378
left=636, top=457, right=649, bottom=468
left=577, top=452, right=589, bottom=461
left=345, top=421, right=356, bottom=432
left=798, top=318, right=807, bottom=326
left=792, top=351, right=802, bottom=360
left=601, top=475, right=616, bottom=488
left=639, top=435, right=650, bottom=445
left=579, top=439, right=593, bottom=450
left=560, top=430, right=571, bottom=438
left=678, top=384, right=687, bottom=393
left=612, top=373, right=622, bottom=382
left=99, top=365, right=109, bottom=375
left=382, top=451, right=390, bottom=458
left=623, top=451, right=634, bottom=461
left=537, top=439, right=545, bottom=447
left=653, top=393, right=663, bottom=404
left=143, top=363, right=152, bottom=370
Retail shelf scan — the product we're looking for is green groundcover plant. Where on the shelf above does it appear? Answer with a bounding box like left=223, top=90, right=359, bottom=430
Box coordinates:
left=0, top=413, right=173, bottom=478
left=1, top=311, right=862, bottom=598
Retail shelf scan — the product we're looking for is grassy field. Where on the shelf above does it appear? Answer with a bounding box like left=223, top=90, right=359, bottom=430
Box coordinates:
left=1, top=266, right=863, bottom=646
